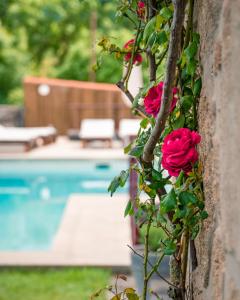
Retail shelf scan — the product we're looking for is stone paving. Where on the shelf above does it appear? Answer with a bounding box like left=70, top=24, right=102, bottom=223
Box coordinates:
left=0, top=194, right=131, bottom=267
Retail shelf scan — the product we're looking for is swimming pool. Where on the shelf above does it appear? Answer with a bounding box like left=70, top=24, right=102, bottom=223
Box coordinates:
left=0, top=159, right=128, bottom=251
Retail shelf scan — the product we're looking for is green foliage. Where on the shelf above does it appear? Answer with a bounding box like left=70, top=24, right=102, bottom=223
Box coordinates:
left=0, top=0, right=131, bottom=104
left=0, top=268, right=111, bottom=300
left=139, top=224, right=167, bottom=252
left=108, top=169, right=129, bottom=196
left=102, top=1, right=207, bottom=297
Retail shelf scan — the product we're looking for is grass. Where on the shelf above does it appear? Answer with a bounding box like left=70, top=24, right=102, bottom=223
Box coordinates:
left=0, top=267, right=111, bottom=300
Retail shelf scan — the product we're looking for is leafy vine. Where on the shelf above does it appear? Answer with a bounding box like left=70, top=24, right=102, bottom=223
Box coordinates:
left=93, top=1, right=207, bottom=299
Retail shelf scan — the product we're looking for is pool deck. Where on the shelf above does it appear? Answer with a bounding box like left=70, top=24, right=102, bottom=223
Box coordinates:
left=0, top=194, right=132, bottom=269
left=0, top=137, right=132, bottom=268
left=0, top=136, right=126, bottom=160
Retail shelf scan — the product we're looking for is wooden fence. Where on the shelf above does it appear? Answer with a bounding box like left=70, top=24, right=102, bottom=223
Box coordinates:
left=24, top=77, right=134, bottom=134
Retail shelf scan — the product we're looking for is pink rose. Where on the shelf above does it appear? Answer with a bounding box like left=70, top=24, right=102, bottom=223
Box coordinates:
left=144, top=82, right=178, bottom=118
left=124, top=39, right=143, bottom=65
left=162, top=128, right=201, bottom=177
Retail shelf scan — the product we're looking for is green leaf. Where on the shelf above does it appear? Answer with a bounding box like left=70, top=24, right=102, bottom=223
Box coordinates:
left=156, top=30, right=168, bottom=44
left=163, top=240, right=177, bottom=255
left=181, top=95, right=194, bottom=111
left=191, top=224, right=200, bottom=239
left=200, top=210, right=208, bottom=220
left=126, top=292, right=139, bottom=300
left=108, top=177, right=120, bottom=197
left=119, top=170, right=129, bottom=186
left=152, top=169, right=163, bottom=181
left=155, top=14, right=164, bottom=30
left=186, top=59, right=197, bottom=76
left=160, top=7, right=173, bottom=20
left=124, top=142, right=133, bottom=154
left=193, top=78, right=202, bottom=97
left=185, top=41, right=198, bottom=61
left=143, top=16, right=156, bottom=44
left=108, top=170, right=129, bottom=196
left=175, top=170, right=185, bottom=188
left=160, top=189, right=177, bottom=213
left=179, top=191, right=197, bottom=206
left=173, top=114, right=185, bottom=129
left=124, top=200, right=133, bottom=217
left=147, top=31, right=157, bottom=48
left=192, top=32, right=200, bottom=44
left=132, top=93, right=141, bottom=109
left=129, top=145, right=144, bottom=157
left=140, top=118, right=149, bottom=129
left=124, top=288, right=136, bottom=294
left=196, top=201, right=205, bottom=210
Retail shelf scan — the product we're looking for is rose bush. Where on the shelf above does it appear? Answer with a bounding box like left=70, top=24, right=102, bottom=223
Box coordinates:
left=161, top=128, right=201, bottom=177
left=144, top=81, right=178, bottom=117
left=123, top=39, right=143, bottom=65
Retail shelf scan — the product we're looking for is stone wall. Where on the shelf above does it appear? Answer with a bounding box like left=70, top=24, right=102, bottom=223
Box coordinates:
left=192, top=1, right=240, bottom=299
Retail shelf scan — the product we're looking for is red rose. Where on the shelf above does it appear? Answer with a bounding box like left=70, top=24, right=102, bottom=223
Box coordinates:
left=124, top=39, right=143, bottom=65
left=137, top=1, right=145, bottom=18
left=162, top=128, right=201, bottom=177
left=144, top=82, right=178, bottom=117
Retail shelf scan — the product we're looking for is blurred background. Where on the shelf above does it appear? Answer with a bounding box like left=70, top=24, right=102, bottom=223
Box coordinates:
left=0, top=0, right=132, bottom=105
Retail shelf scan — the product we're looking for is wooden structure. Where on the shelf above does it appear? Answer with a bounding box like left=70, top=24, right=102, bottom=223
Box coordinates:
left=24, top=77, right=134, bottom=134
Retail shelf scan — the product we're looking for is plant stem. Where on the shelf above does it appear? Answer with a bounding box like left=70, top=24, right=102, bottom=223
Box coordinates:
left=143, top=216, right=152, bottom=300
left=146, top=253, right=165, bottom=281
left=123, top=20, right=142, bottom=90
left=148, top=0, right=157, bottom=82
left=181, top=230, right=189, bottom=297
left=127, top=244, right=178, bottom=289
left=184, top=0, right=194, bottom=48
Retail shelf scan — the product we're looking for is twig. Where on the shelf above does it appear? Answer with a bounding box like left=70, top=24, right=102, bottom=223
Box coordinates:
left=142, top=0, right=187, bottom=163
left=156, top=46, right=168, bottom=68
left=148, top=0, right=157, bottom=82
left=116, top=81, right=149, bottom=118
left=146, top=253, right=165, bottom=281
left=127, top=244, right=178, bottom=289
left=123, top=21, right=142, bottom=90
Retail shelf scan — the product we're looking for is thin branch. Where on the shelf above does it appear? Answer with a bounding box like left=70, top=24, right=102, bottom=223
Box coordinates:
left=156, top=46, right=168, bottom=68
left=143, top=215, right=152, bottom=300
left=146, top=252, right=165, bottom=281
left=116, top=81, right=149, bottom=118
left=123, top=20, right=142, bottom=89
left=148, top=0, right=157, bottom=82
left=127, top=244, right=178, bottom=289
left=142, top=0, right=187, bottom=163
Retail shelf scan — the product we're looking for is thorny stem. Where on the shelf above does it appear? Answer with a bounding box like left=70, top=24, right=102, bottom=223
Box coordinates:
left=143, top=215, right=152, bottom=300
left=127, top=245, right=178, bottom=289
left=181, top=230, right=189, bottom=297
left=148, top=0, right=157, bottom=82
left=146, top=253, right=165, bottom=281
left=142, top=0, right=187, bottom=163
left=123, top=20, right=142, bottom=90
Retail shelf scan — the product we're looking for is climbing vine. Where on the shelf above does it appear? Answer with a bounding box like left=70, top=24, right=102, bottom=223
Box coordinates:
left=93, top=1, right=207, bottom=299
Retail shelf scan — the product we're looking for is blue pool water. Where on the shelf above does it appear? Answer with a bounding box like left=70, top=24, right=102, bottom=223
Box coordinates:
left=0, top=159, right=128, bottom=251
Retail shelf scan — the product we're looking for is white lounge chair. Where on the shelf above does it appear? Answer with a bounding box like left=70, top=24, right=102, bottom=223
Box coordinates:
left=0, top=127, right=37, bottom=152
left=118, top=119, right=140, bottom=145
left=79, top=119, right=115, bottom=148
left=23, top=126, right=57, bottom=144
left=0, top=125, right=57, bottom=152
